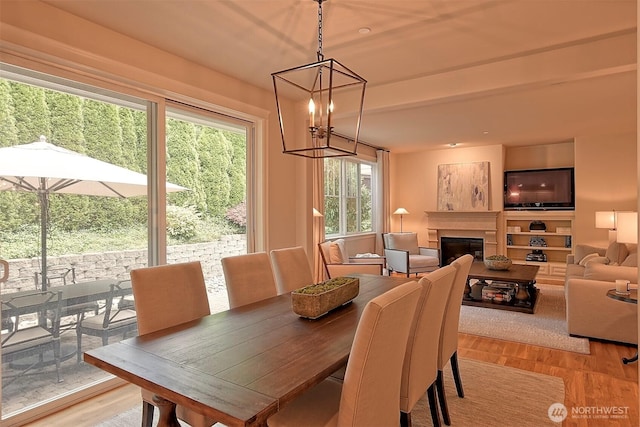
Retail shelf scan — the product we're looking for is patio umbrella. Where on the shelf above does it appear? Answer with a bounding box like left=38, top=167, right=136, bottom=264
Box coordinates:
left=0, top=136, right=187, bottom=290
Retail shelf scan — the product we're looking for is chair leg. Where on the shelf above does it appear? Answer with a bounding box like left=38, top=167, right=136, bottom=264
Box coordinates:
left=400, top=411, right=411, bottom=427
left=53, top=340, right=63, bottom=383
left=142, top=401, right=155, bottom=427
left=76, top=327, right=82, bottom=363
left=436, top=369, right=451, bottom=426
left=451, top=351, right=464, bottom=398
left=427, top=383, right=441, bottom=427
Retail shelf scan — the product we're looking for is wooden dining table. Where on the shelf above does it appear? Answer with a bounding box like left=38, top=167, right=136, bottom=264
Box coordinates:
left=84, top=274, right=411, bottom=427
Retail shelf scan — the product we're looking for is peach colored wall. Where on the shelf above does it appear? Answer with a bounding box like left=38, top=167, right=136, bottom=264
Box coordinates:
left=505, top=142, right=574, bottom=170
left=390, top=145, right=504, bottom=246
left=0, top=0, right=306, bottom=253
left=574, top=132, right=637, bottom=246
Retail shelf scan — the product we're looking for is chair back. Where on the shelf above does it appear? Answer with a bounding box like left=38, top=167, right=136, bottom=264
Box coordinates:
left=2, top=290, right=63, bottom=351
left=101, top=281, right=137, bottom=329
left=383, top=232, right=420, bottom=254
left=130, top=261, right=210, bottom=335
left=221, top=252, right=278, bottom=309
left=270, top=247, right=314, bottom=294
left=338, top=280, right=422, bottom=427
left=438, top=254, right=474, bottom=368
left=400, top=265, right=456, bottom=412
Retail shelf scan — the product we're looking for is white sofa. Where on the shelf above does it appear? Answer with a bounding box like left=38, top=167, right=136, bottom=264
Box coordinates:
left=565, top=242, right=638, bottom=344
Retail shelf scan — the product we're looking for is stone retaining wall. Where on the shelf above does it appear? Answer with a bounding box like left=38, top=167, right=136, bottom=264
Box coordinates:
left=2, top=234, right=246, bottom=291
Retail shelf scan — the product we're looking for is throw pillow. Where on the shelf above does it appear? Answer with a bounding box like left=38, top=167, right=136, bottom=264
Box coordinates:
left=329, top=242, right=344, bottom=264
left=621, top=253, right=638, bottom=267
left=578, top=253, right=601, bottom=266
left=605, top=242, right=629, bottom=266
left=574, top=244, right=606, bottom=264
left=585, top=256, right=609, bottom=266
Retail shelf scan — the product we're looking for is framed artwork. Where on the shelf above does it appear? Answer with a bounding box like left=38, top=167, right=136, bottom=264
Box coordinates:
left=437, top=161, right=489, bottom=211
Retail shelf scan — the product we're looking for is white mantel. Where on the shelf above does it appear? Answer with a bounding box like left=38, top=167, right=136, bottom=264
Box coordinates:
left=424, top=211, right=500, bottom=257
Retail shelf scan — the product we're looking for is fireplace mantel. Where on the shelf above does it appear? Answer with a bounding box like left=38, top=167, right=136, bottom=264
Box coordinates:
left=424, top=211, right=500, bottom=257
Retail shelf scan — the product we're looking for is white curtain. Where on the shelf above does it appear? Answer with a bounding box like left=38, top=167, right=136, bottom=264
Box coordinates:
left=376, top=149, right=390, bottom=254
left=312, top=158, right=325, bottom=283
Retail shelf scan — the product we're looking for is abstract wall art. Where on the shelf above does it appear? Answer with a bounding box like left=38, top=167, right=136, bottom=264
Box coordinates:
left=437, top=161, right=490, bottom=211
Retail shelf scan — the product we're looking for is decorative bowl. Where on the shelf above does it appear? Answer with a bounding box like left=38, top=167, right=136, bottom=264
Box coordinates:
left=484, top=256, right=512, bottom=271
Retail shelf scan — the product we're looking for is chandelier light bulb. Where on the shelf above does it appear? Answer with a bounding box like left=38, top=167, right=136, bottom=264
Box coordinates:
left=308, top=98, right=315, bottom=127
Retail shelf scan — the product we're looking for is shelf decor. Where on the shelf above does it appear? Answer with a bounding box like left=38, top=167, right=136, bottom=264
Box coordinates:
left=292, top=276, right=359, bottom=319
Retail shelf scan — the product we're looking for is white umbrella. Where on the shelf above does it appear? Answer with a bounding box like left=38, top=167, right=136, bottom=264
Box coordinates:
left=0, top=136, right=187, bottom=290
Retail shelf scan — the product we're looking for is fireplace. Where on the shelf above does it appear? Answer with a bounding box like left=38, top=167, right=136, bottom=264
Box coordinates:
left=440, top=237, right=484, bottom=265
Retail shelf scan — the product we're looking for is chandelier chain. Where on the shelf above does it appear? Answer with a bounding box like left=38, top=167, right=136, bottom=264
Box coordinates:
left=317, top=0, right=324, bottom=61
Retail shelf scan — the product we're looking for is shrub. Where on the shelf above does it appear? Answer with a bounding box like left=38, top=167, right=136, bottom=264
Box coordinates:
left=166, top=205, right=200, bottom=241
left=225, top=201, right=246, bottom=227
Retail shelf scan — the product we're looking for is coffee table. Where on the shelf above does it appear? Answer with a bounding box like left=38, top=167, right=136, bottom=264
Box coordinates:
left=463, top=262, right=540, bottom=314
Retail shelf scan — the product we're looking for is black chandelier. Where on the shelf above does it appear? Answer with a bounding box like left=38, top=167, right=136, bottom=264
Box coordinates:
left=272, top=0, right=367, bottom=158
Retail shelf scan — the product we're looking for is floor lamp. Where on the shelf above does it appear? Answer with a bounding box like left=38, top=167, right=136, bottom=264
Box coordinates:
left=393, top=208, right=409, bottom=233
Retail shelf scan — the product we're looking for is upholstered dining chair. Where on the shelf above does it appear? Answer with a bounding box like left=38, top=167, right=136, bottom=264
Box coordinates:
left=130, top=261, right=217, bottom=427
left=436, top=254, right=474, bottom=426
left=270, top=246, right=314, bottom=294
left=222, top=252, right=278, bottom=308
left=382, top=232, right=440, bottom=277
left=400, top=265, right=457, bottom=427
left=318, top=239, right=383, bottom=279
left=267, top=280, right=422, bottom=427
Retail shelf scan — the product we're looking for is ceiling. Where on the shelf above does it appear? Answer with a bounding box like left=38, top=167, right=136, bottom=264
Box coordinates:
left=43, top=0, right=637, bottom=153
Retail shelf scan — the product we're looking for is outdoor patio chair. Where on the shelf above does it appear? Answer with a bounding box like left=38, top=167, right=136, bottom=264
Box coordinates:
left=76, top=281, right=137, bottom=362
left=130, top=261, right=217, bottom=427
left=1, top=290, right=64, bottom=386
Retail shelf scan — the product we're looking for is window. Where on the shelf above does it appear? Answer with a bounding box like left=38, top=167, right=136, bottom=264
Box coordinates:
left=324, top=158, right=374, bottom=236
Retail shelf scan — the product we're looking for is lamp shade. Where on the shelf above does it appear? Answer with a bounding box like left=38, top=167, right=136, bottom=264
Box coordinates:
left=616, top=212, right=637, bottom=244
left=393, top=208, right=409, bottom=215
left=595, top=211, right=616, bottom=229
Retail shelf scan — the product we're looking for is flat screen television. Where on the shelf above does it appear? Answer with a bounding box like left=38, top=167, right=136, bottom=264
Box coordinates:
left=504, top=167, right=575, bottom=211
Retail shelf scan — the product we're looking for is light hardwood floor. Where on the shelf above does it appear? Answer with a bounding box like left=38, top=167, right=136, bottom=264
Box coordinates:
left=25, top=332, right=639, bottom=427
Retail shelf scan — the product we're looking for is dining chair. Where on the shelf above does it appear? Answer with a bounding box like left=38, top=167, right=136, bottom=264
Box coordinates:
left=2, top=290, right=63, bottom=386
left=400, top=265, right=457, bottom=427
left=76, top=280, right=138, bottom=363
left=267, top=280, right=422, bottom=427
left=222, top=252, right=278, bottom=308
left=270, top=246, right=314, bottom=294
left=130, top=261, right=217, bottom=427
left=436, top=254, right=474, bottom=426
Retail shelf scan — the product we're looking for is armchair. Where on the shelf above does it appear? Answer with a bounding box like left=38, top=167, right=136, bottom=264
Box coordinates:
left=318, top=239, right=383, bottom=279
left=382, top=232, right=439, bottom=277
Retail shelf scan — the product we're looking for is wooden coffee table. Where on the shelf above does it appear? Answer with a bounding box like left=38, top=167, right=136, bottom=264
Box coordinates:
left=463, top=262, right=540, bottom=314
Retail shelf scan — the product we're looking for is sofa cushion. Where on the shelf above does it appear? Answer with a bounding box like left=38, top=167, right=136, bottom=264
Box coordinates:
left=578, top=253, right=601, bottom=266
left=387, top=233, right=419, bottom=255
left=605, top=242, right=629, bottom=265
left=583, top=262, right=637, bottom=283
left=574, top=244, right=606, bottom=264
left=621, top=253, right=638, bottom=267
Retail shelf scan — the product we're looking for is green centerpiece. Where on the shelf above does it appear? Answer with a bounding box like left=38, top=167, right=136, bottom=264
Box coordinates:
left=291, top=276, right=360, bottom=319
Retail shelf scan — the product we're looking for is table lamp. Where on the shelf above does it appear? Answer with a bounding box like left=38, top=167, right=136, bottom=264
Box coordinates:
left=595, top=211, right=616, bottom=243
left=393, top=208, right=409, bottom=232
left=616, top=212, right=637, bottom=244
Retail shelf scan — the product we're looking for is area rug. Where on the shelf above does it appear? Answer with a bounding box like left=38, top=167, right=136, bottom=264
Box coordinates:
left=459, top=283, right=590, bottom=354
left=98, top=358, right=564, bottom=427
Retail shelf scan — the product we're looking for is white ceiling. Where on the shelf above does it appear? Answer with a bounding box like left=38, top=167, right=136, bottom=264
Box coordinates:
left=43, top=0, right=637, bottom=153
